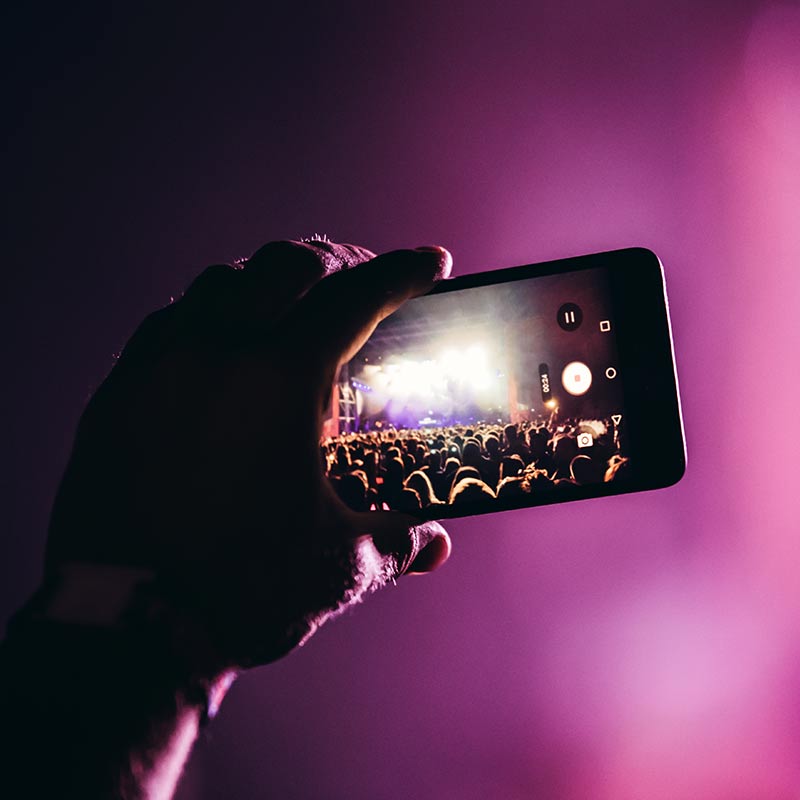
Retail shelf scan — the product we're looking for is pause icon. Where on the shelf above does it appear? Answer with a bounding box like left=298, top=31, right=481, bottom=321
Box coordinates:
left=557, top=303, right=583, bottom=331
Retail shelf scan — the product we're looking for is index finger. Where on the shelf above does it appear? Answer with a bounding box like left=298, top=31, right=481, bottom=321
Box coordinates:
left=243, top=239, right=376, bottom=318
left=284, top=246, right=452, bottom=371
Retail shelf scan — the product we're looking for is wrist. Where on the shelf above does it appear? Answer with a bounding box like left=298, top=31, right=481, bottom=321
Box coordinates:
left=6, top=563, right=238, bottom=723
left=0, top=571, right=237, bottom=800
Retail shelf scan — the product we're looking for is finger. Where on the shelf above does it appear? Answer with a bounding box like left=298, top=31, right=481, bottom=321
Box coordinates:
left=176, top=240, right=376, bottom=345
left=172, top=262, right=250, bottom=345
left=285, top=245, right=452, bottom=372
left=242, top=239, right=376, bottom=320
left=357, top=512, right=452, bottom=577
left=180, top=263, right=241, bottom=314
left=104, top=264, right=238, bottom=378
left=113, top=305, right=180, bottom=372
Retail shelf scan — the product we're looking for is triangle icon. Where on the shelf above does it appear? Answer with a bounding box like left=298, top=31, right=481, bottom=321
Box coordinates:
left=611, top=414, right=622, bottom=426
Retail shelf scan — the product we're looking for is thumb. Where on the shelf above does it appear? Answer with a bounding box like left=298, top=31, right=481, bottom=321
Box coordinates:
left=355, top=512, right=452, bottom=577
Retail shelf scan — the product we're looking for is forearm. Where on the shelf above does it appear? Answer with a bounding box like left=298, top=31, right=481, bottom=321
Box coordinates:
left=0, top=594, right=225, bottom=800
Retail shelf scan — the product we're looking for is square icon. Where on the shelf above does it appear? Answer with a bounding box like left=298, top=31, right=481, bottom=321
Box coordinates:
left=599, top=320, right=611, bottom=332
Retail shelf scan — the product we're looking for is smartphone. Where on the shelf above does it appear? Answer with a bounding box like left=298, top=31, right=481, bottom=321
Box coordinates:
left=321, top=247, right=685, bottom=520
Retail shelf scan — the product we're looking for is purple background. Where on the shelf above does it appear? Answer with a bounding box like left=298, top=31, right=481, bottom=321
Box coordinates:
left=3, top=2, right=799, bottom=797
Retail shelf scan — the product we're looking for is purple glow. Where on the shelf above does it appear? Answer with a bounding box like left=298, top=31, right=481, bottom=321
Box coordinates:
left=3, top=3, right=800, bottom=799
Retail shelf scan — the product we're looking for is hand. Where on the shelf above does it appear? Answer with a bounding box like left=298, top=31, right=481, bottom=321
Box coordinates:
left=44, top=240, right=453, bottom=672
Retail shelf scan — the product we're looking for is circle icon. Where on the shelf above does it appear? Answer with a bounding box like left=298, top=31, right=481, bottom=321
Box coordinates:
left=562, top=361, right=592, bottom=396
left=557, top=303, right=583, bottom=332
left=605, top=367, right=617, bottom=380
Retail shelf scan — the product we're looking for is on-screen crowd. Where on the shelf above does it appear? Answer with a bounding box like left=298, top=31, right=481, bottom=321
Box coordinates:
left=322, top=417, right=629, bottom=512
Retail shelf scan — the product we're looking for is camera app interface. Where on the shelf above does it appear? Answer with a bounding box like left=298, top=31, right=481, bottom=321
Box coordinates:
left=321, top=267, right=628, bottom=513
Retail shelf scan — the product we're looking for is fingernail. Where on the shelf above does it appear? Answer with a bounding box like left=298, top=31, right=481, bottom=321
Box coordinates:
left=415, top=246, right=452, bottom=279
left=407, top=528, right=452, bottom=574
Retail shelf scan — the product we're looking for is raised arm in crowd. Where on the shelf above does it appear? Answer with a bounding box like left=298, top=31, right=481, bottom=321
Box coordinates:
left=0, top=240, right=454, bottom=800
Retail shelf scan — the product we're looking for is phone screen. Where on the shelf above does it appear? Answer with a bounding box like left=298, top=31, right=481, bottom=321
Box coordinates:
left=321, top=248, right=684, bottom=519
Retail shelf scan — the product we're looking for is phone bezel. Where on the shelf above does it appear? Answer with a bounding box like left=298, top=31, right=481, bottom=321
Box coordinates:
left=342, top=247, right=686, bottom=520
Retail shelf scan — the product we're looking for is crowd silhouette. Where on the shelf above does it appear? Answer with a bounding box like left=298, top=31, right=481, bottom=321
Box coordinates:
left=322, top=417, right=629, bottom=513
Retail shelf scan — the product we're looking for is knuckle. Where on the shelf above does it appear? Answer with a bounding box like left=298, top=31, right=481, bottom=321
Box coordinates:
left=183, top=264, right=239, bottom=300
left=116, top=304, right=178, bottom=366
left=247, top=239, right=373, bottom=280
left=368, top=518, right=419, bottom=577
left=247, top=240, right=329, bottom=278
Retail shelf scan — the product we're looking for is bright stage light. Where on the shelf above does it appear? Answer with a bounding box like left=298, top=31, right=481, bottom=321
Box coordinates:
left=438, top=348, right=463, bottom=375
left=399, top=359, right=437, bottom=397
left=437, top=343, right=492, bottom=388
left=355, top=341, right=504, bottom=420
left=465, top=344, right=487, bottom=362
left=464, top=345, right=491, bottom=389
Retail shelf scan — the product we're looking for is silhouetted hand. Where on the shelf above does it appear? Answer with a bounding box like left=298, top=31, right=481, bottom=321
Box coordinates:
left=44, top=240, right=452, bottom=672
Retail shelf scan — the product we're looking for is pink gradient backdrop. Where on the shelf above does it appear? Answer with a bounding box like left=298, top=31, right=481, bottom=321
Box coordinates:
left=2, top=2, right=799, bottom=798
